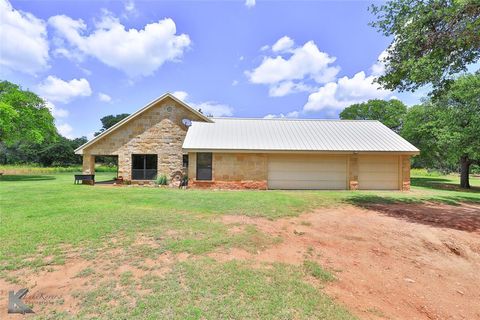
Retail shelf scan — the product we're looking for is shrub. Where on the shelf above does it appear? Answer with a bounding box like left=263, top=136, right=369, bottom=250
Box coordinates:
left=156, top=174, right=168, bottom=186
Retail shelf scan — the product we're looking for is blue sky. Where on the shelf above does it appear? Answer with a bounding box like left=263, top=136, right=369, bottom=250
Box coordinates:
left=1, top=0, right=423, bottom=139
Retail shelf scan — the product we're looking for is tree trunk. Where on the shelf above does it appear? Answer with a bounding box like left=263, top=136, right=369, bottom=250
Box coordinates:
left=460, top=155, right=471, bottom=189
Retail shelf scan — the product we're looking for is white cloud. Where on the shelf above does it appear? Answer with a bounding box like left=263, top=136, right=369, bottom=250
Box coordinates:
left=0, top=0, right=49, bottom=74
left=194, top=101, right=233, bottom=117
left=172, top=90, right=189, bottom=101
left=272, top=36, right=294, bottom=53
left=45, top=100, right=69, bottom=118
left=371, top=50, right=388, bottom=76
left=172, top=91, right=233, bottom=117
left=232, top=80, right=239, bottom=86
left=303, top=71, right=391, bottom=112
left=121, top=0, right=139, bottom=19
left=269, top=81, right=312, bottom=97
left=260, top=44, right=269, bottom=51
left=56, top=122, right=73, bottom=138
left=239, top=56, right=244, bottom=61
left=98, top=92, right=112, bottom=102
left=48, top=13, right=191, bottom=77
left=124, top=0, right=136, bottom=13
left=245, top=0, right=255, bottom=8
left=246, top=39, right=339, bottom=97
left=37, top=76, right=92, bottom=103
left=264, top=111, right=300, bottom=119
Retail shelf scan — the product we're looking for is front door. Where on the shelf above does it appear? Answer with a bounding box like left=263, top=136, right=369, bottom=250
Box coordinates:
left=132, top=154, right=157, bottom=180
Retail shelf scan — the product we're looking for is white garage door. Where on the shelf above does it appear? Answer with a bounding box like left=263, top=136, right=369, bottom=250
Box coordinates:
left=358, top=156, right=399, bottom=190
left=268, top=155, right=347, bottom=190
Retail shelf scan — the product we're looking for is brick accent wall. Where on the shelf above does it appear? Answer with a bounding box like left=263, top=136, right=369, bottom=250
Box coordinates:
left=188, top=152, right=268, bottom=189
left=82, top=97, right=205, bottom=183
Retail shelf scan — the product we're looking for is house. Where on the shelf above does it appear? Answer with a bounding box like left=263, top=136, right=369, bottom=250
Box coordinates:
left=75, top=93, right=419, bottom=190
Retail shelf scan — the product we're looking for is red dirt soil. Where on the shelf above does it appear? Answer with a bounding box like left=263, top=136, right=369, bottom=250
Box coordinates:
left=1, top=203, right=479, bottom=319
left=216, top=203, right=480, bottom=320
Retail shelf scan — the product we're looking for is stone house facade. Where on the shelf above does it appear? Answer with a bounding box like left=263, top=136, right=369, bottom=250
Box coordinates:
left=76, top=94, right=211, bottom=185
left=76, top=93, right=418, bottom=190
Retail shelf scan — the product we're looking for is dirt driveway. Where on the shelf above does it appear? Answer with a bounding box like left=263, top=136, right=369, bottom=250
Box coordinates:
left=216, top=202, right=480, bottom=320
left=1, top=202, right=479, bottom=319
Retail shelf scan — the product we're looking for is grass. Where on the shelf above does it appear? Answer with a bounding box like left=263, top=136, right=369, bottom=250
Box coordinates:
left=303, top=260, right=336, bottom=282
left=75, top=259, right=352, bottom=319
left=0, top=164, right=117, bottom=174
left=0, top=170, right=479, bottom=318
left=1, top=171, right=479, bottom=270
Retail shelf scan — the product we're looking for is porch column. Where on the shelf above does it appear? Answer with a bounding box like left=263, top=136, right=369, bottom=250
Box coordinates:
left=401, top=155, right=411, bottom=191
left=82, top=153, right=95, bottom=174
left=348, top=154, right=359, bottom=190
left=188, top=152, right=196, bottom=184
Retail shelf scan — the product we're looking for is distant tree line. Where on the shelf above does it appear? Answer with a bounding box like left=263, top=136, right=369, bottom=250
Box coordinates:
left=0, top=80, right=86, bottom=166
left=0, top=81, right=129, bottom=167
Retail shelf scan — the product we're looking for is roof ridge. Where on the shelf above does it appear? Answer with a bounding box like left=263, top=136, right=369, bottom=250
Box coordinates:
left=211, top=117, right=380, bottom=122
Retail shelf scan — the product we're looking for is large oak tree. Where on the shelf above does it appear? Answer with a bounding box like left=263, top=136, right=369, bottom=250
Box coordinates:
left=402, top=73, right=480, bottom=188
left=370, top=0, right=480, bottom=93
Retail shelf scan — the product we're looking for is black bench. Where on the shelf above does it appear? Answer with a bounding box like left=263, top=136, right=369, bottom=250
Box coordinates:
left=74, top=174, right=95, bottom=185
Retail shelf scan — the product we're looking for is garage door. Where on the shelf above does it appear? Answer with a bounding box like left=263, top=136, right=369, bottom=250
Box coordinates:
left=358, top=156, right=399, bottom=190
left=268, top=155, right=347, bottom=190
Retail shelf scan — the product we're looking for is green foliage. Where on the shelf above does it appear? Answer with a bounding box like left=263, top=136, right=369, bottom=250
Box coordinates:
left=155, top=174, right=169, bottom=186
left=1, top=172, right=478, bottom=271
left=303, top=260, right=335, bottom=282
left=94, top=113, right=130, bottom=136
left=0, top=135, right=87, bottom=166
left=370, top=0, right=480, bottom=93
left=340, top=99, right=407, bottom=132
left=0, top=80, right=57, bottom=146
left=401, top=73, right=480, bottom=187
left=401, top=103, right=449, bottom=170
left=38, top=136, right=88, bottom=166
left=77, top=260, right=353, bottom=319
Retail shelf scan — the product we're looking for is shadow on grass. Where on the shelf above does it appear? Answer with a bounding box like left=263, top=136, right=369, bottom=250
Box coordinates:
left=344, top=194, right=480, bottom=233
left=0, top=175, right=56, bottom=182
left=412, top=177, right=480, bottom=193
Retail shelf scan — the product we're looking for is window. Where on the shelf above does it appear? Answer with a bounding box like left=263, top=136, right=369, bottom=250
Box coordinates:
left=196, top=153, right=212, bottom=180
left=132, top=154, right=157, bottom=180
left=183, top=154, right=189, bottom=168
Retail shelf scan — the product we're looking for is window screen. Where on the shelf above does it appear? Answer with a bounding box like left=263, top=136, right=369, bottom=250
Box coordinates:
left=196, top=153, right=212, bottom=180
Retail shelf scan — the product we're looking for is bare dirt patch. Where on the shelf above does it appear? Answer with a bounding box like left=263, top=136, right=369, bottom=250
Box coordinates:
left=0, top=240, right=187, bottom=319
left=216, top=203, right=480, bottom=320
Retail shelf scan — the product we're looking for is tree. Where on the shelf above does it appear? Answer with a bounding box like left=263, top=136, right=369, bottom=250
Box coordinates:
left=38, top=136, right=87, bottom=166
left=370, top=0, right=480, bottom=93
left=339, top=99, right=407, bottom=132
left=402, top=73, right=480, bottom=188
left=94, top=113, right=130, bottom=136
left=0, top=81, right=57, bottom=146
left=434, top=73, right=480, bottom=188
left=401, top=104, right=454, bottom=171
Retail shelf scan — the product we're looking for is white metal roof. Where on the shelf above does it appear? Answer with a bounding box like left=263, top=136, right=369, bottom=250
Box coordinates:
left=182, top=118, right=419, bottom=153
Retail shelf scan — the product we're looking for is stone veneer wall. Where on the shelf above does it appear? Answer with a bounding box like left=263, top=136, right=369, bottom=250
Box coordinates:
left=82, top=97, right=205, bottom=183
left=401, top=155, right=411, bottom=191
left=188, top=152, right=412, bottom=191
left=348, top=154, right=359, bottom=190
left=188, top=152, right=268, bottom=189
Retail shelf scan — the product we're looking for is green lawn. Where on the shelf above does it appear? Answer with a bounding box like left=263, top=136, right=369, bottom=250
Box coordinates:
left=0, top=171, right=478, bottom=319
